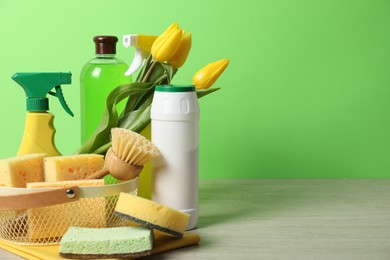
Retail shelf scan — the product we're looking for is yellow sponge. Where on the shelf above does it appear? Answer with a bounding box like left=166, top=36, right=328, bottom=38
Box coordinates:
left=26, top=179, right=106, bottom=240
left=0, top=153, right=45, bottom=188
left=43, top=154, right=104, bottom=181
left=115, top=193, right=189, bottom=237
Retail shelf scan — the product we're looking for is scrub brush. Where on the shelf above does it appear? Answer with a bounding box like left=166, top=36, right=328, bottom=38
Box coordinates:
left=87, top=128, right=160, bottom=181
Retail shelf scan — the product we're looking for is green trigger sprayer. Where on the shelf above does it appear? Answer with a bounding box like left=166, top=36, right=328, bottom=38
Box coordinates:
left=12, top=72, right=73, bottom=156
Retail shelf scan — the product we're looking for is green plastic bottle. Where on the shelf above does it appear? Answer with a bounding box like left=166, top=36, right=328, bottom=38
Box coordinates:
left=80, top=36, right=132, bottom=144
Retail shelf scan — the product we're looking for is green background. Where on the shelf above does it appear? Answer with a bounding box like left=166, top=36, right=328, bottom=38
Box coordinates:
left=0, top=0, right=389, bottom=178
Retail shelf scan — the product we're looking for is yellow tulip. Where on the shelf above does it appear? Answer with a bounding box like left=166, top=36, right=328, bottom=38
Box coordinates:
left=192, top=59, right=230, bottom=89
left=151, top=23, right=183, bottom=62
left=168, top=32, right=192, bottom=69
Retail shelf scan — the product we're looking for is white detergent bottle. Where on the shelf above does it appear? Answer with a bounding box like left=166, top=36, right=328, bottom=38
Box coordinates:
left=151, top=85, right=199, bottom=230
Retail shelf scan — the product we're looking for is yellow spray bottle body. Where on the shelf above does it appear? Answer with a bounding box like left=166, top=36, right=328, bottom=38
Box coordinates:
left=18, top=112, right=61, bottom=156
left=12, top=72, right=73, bottom=156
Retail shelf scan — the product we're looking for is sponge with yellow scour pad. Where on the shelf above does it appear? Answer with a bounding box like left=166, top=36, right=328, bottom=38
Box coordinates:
left=115, top=193, right=189, bottom=237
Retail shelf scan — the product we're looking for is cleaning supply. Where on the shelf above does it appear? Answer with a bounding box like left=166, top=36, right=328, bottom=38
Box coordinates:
left=122, top=34, right=158, bottom=76
left=0, top=153, right=45, bottom=188
left=86, top=128, right=160, bottom=180
left=0, top=231, right=200, bottom=259
left=0, top=179, right=137, bottom=245
left=27, top=179, right=106, bottom=240
left=80, top=36, right=132, bottom=143
left=122, top=35, right=158, bottom=198
left=59, top=226, right=153, bottom=259
left=137, top=125, right=153, bottom=199
left=110, top=128, right=160, bottom=166
left=12, top=72, right=73, bottom=156
left=43, top=154, right=104, bottom=182
left=115, top=192, right=190, bottom=238
left=151, top=85, right=200, bottom=230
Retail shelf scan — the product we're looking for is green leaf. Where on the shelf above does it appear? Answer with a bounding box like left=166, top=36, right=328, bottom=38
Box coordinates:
left=92, top=141, right=112, bottom=155
left=133, top=88, right=155, bottom=110
left=93, top=105, right=152, bottom=154
left=121, top=89, right=149, bottom=117
left=123, top=59, right=160, bottom=116
left=119, top=87, right=154, bottom=124
left=149, top=62, right=176, bottom=84
left=127, top=105, right=152, bottom=133
left=196, top=87, right=221, bottom=99
left=74, top=82, right=154, bottom=154
left=160, top=63, right=175, bottom=83
left=136, top=55, right=153, bottom=82
left=118, top=109, right=144, bottom=129
left=120, top=94, right=153, bottom=129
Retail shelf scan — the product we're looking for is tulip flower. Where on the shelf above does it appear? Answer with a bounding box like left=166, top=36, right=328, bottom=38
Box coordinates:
left=151, top=23, right=183, bottom=62
left=168, top=32, right=192, bottom=69
left=192, top=59, right=230, bottom=89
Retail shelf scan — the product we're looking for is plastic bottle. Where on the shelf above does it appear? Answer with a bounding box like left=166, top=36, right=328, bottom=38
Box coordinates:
left=122, top=34, right=157, bottom=199
left=12, top=72, right=74, bottom=156
left=151, top=85, right=200, bottom=230
left=80, top=36, right=132, bottom=143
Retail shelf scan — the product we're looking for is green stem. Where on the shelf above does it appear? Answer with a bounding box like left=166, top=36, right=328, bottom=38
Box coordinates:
left=142, top=61, right=156, bottom=82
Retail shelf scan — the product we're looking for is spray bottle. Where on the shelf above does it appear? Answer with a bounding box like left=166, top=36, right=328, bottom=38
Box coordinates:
left=12, top=72, right=73, bottom=156
left=122, top=34, right=157, bottom=199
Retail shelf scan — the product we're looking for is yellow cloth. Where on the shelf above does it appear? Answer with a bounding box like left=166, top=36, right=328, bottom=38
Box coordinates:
left=0, top=230, right=200, bottom=259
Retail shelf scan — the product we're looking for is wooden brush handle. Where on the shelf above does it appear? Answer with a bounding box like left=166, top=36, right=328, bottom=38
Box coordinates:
left=86, top=168, right=109, bottom=180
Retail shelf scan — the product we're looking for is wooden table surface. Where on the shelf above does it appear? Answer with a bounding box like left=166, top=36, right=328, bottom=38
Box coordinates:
left=1, top=179, right=390, bottom=259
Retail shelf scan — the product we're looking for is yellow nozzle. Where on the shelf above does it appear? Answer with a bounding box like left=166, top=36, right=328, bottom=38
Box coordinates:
left=136, top=35, right=158, bottom=53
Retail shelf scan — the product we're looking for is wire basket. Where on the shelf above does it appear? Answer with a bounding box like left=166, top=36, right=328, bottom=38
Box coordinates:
left=0, top=178, right=138, bottom=245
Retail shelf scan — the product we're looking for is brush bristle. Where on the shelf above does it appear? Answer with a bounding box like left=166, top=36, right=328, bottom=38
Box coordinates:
left=110, top=128, right=160, bottom=166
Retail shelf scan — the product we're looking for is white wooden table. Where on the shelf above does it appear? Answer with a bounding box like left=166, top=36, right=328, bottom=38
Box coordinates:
left=1, top=179, right=390, bottom=259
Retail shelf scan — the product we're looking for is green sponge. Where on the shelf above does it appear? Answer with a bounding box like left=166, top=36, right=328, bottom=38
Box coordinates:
left=59, top=226, right=154, bottom=259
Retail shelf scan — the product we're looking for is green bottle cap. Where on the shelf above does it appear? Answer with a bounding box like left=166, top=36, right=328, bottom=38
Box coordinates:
left=155, top=85, right=195, bottom=92
left=26, top=98, right=49, bottom=112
